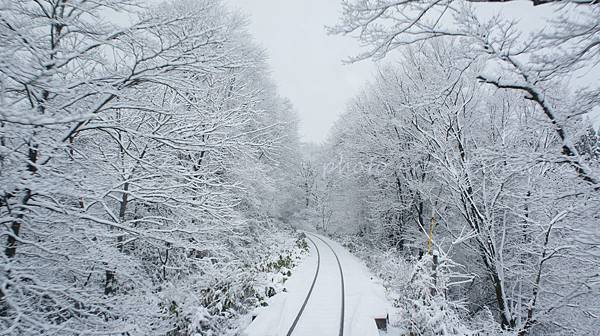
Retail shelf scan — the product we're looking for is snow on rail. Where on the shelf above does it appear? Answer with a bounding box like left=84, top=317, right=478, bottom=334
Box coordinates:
left=285, top=235, right=321, bottom=336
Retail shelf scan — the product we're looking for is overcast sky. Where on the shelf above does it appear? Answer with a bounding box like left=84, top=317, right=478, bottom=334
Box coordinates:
left=226, top=0, right=376, bottom=143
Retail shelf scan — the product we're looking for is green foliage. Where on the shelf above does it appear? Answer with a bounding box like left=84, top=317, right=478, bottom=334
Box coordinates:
left=169, top=301, right=179, bottom=316
left=265, top=286, right=276, bottom=298
left=258, top=252, right=295, bottom=273
left=296, top=237, right=309, bottom=252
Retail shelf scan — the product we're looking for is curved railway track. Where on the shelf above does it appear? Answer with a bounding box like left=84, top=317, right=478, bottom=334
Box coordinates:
left=286, top=232, right=345, bottom=336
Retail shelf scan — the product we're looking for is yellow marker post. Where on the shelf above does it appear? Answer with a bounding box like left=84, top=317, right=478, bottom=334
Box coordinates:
left=427, top=216, right=436, bottom=254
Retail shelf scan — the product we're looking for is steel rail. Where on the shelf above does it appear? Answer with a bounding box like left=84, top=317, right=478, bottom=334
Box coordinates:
left=286, top=235, right=321, bottom=336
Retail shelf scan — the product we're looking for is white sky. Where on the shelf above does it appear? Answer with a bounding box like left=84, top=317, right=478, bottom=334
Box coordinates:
left=226, top=0, right=376, bottom=143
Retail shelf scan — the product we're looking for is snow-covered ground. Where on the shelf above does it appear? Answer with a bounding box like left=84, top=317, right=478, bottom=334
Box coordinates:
left=242, top=231, right=393, bottom=336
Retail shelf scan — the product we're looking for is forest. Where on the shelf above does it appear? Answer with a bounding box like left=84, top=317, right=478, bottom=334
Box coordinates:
left=1, top=0, right=599, bottom=335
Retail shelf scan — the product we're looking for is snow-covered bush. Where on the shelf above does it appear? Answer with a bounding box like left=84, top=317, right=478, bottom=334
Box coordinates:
left=400, top=252, right=474, bottom=336
left=335, top=232, right=413, bottom=293
left=332, top=233, right=509, bottom=335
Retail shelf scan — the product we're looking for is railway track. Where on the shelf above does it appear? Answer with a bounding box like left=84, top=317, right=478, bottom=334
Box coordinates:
left=285, top=232, right=346, bottom=336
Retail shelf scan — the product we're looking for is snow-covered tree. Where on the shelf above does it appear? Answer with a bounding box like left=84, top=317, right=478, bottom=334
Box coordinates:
left=0, top=0, right=303, bottom=334
left=318, top=38, right=600, bottom=335
left=331, top=0, right=600, bottom=187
